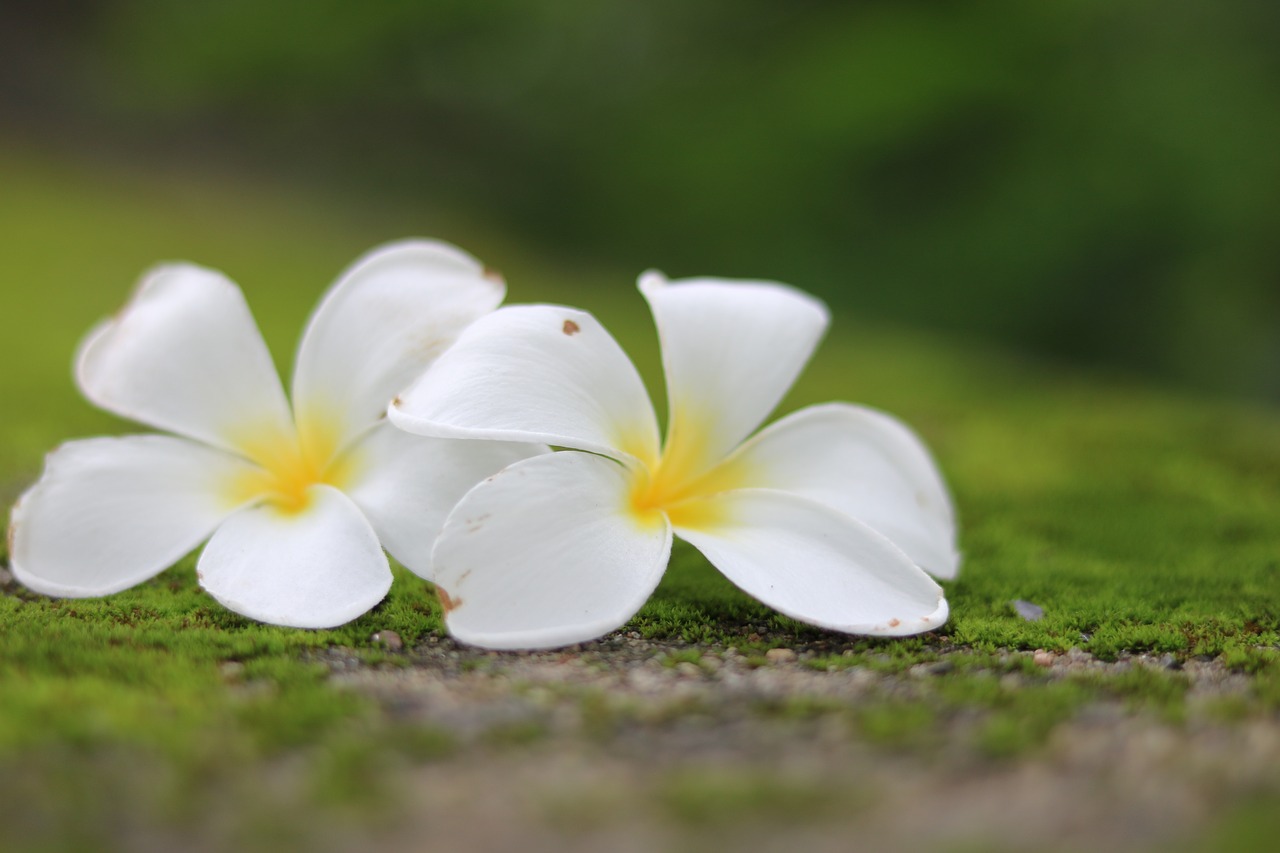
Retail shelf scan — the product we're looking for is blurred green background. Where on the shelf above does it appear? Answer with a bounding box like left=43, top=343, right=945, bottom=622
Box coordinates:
left=4, top=0, right=1278, bottom=401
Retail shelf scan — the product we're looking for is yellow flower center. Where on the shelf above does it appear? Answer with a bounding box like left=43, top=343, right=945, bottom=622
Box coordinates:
left=223, top=415, right=362, bottom=513
left=625, top=408, right=749, bottom=530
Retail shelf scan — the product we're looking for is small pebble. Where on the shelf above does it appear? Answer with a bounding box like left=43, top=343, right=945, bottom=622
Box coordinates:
left=1065, top=647, right=1093, bottom=664
left=675, top=662, right=703, bottom=678
left=1033, top=650, right=1055, bottom=667
left=765, top=648, right=797, bottom=664
left=219, top=661, right=246, bottom=682
left=372, top=630, right=404, bottom=651
left=1011, top=599, right=1045, bottom=621
left=0, top=567, right=13, bottom=587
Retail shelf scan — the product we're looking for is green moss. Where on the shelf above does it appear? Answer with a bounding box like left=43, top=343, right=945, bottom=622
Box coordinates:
left=854, top=700, right=940, bottom=750
left=1256, top=667, right=1280, bottom=711
left=657, top=770, right=869, bottom=827
left=779, top=663, right=1208, bottom=760
left=577, top=689, right=626, bottom=740
left=751, top=695, right=849, bottom=721
left=0, top=558, right=445, bottom=760
left=1220, top=644, right=1280, bottom=674
left=659, top=648, right=706, bottom=669
left=1075, top=666, right=1191, bottom=722
left=969, top=684, right=1089, bottom=758
left=304, top=723, right=455, bottom=818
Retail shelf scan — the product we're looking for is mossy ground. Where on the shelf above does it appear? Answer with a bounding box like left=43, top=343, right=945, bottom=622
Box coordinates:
left=1, top=146, right=1278, bottom=851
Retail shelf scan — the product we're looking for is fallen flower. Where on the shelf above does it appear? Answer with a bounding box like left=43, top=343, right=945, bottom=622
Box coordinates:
left=9, top=240, right=541, bottom=628
left=390, top=271, right=959, bottom=649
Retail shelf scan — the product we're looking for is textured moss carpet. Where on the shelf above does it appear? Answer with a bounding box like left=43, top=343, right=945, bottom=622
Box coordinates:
left=1, top=147, right=1277, bottom=851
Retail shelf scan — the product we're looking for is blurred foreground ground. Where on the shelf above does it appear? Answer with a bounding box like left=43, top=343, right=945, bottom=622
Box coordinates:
left=315, top=636, right=1278, bottom=853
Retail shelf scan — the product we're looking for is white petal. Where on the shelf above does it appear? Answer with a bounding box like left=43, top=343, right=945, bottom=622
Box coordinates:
left=672, top=489, right=947, bottom=636
left=639, top=271, right=829, bottom=480
left=431, top=451, right=672, bottom=650
left=8, top=435, right=258, bottom=597
left=391, top=305, right=660, bottom=467
left=341, top=421, right=547, bottom=579
left=723, top=403, right=960, bottom=579
left=197, top=485, right=391, bottom=628
left=76, top=264, right=295, bottom=459
left=291, top=240, right=505, bottom=459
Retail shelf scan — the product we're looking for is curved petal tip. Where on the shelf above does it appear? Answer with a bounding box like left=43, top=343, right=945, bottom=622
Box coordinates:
left=868, top=592, right=950, bottom=637
left=637, top=269, right=669, bottom=293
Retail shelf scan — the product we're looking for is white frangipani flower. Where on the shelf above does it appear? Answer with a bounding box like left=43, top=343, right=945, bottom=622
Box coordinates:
left=389, top=271, right=959, bottom=650
left=8, top=240, right=542, bottom=628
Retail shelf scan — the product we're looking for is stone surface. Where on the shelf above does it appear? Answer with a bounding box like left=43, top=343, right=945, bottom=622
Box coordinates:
left=313, top=635, right=1280, bottom=853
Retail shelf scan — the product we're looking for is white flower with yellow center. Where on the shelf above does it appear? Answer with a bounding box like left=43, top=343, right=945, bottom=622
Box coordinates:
left=389, top=272, right=959, bottom=649
left=8, top=240, right=541, bottom=628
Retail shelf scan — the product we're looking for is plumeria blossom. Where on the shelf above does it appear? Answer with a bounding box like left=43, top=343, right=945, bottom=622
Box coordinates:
left=389, top=271, right=960, bottom=650
left=8, top=240, right=542, bottom=628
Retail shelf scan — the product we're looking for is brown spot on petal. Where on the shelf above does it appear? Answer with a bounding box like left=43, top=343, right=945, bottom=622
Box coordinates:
left=562, top=319, right=580, bottom=336
left=391, top=395, right=403, bottom=408
left=437, top=587, right=463, bottom=614
left=483, top=266, right=504, bottom=284
left=888, top=618, right=901, bottom=628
